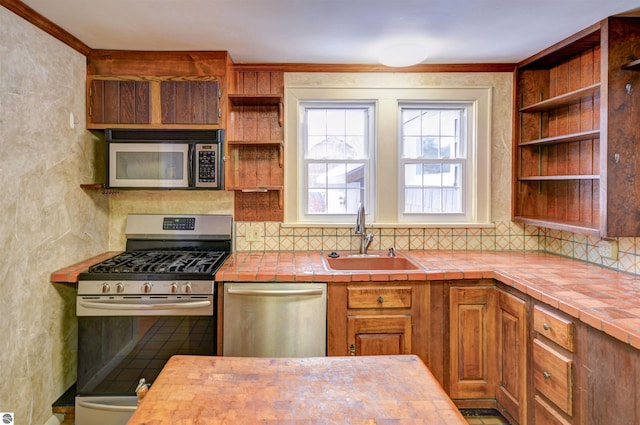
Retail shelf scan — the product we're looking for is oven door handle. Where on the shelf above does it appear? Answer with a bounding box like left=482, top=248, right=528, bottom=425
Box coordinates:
left=76, top=399, right=137, bottom=413
left=79, top=299, right=212, bottom=310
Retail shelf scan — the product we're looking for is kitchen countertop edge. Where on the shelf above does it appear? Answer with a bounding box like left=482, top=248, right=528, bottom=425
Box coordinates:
left=51, top=249, right=640, bottom=349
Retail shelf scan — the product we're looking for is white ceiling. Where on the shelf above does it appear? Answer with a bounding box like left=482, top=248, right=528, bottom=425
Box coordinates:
left=19, top=0, right=640, bottom=64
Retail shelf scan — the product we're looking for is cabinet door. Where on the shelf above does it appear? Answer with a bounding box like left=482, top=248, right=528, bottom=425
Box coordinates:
left=88, top=79, right=151, bottom=125
left=161, top=81, right=219, bottom=124
left=449, top=286, right=497, bottom=399
left=497, top=290, right=527, bottom=425
left=347, top=314, right=411, bottom=356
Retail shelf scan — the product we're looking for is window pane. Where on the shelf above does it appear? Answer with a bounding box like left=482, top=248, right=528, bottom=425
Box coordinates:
left=401, top=108, right=464, bottom=160
left=305, top=107, right=368, bottom=160
left=403, top=162, right=462, bottom=214
left=306, top=162, right=365, bottom=215
left=303, top=104, right=371, bottom=218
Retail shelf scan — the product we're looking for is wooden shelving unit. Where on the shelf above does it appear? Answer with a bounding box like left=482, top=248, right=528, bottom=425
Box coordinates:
left=226, top=72, right=285, bottom=221
left=513, top=17, right=640, bottom=237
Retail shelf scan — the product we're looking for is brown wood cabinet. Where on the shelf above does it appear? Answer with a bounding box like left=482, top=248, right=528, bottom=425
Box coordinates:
left=531, top=304, right=578, bottom=425
left=449, top=284, right=497, bottom=400
left=496, top=289, right=528, bottom=425
left=326, top=282, right=439, bottom=380
left=86, top=51, right=228, bottom=130
left=513, top=17, right=640, bottom=236
left=87, top=77, right=221, bottom=129
left=226, top=71, right=284, bottom=221
left=346, top=286, right=413, bottom=356
left=88, top=78, right=151, bottom=125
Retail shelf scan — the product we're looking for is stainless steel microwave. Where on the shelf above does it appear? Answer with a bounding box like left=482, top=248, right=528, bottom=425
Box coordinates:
left=105, top=129, right=224, bottom=189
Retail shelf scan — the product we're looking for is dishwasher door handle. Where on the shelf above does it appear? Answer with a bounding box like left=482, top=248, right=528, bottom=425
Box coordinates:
left=227, top=288, right=324, bottom=296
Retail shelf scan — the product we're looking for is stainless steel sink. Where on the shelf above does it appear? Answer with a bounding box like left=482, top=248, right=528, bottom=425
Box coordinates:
left=322, top=252, right=422, bottom=271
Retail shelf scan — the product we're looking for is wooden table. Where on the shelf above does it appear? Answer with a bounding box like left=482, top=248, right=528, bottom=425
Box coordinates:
left=126, top=355, right=467, bottom=424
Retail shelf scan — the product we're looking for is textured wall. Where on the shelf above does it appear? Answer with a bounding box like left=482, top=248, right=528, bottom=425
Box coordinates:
left=0, top=7, right=108, bottom=424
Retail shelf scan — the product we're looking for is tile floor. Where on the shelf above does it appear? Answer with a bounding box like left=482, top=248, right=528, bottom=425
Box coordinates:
left=460, top=409, right=510, bottom=425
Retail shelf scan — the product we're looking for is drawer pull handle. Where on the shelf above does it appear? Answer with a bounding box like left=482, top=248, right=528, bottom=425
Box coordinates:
left=377, top=296, right=384, bottom=303
left=543, top=371, right=552, bottom=379
left=543, top=323, right=551, bottom=331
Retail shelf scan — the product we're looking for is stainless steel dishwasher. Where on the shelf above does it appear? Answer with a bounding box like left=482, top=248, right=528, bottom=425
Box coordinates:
left=222, top=282, right=327, bottom=357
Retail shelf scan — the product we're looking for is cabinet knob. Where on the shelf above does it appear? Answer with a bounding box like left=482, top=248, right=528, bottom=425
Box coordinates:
left=543, top=371, right=552, bottom=379
left=349, top=344, right=355, bottom=356
left=543, top=323, right=551, bottom=331
left=377, top=296, right=384, bottom=303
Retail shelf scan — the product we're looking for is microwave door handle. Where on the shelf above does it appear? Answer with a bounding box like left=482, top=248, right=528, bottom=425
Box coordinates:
left=188, top=144, right=195, bottom=187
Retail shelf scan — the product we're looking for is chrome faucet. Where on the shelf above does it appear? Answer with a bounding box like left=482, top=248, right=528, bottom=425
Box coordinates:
left=354, top=203, right=373, bottom=254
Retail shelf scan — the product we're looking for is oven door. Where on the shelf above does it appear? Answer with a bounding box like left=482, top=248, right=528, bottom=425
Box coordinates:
left=108, top=142, right=191, bottom=188
left=76, top=295, right=215, bottom=422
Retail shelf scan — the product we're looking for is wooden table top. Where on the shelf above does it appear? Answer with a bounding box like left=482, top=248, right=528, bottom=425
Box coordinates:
left=126, top=355, right=467, bottom=425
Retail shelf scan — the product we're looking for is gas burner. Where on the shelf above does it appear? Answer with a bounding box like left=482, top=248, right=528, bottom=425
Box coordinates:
left=88, top=250, right=227, bottom=275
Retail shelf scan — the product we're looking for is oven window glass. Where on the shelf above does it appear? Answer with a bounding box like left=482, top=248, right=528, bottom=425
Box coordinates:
left=77, top=315, right=215, bottom=395
left=116, top=151, right=184, bottom=180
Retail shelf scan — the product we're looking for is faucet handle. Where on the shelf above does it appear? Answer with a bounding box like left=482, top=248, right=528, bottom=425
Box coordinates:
left=388, top=247, right=396, bottom=257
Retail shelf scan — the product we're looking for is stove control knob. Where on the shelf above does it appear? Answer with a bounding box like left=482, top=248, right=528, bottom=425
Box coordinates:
left=183, top=282, right=192, bottom=294
left=115, top=282, right=125, bottom=293
left=142, top=282, right=153, bottom=294
left=170, top=282, right=178, bottom=294
left=101, top=283, right=110, bottom=294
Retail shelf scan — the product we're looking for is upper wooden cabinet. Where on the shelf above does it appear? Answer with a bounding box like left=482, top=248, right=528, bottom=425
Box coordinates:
left=513, top=17, right=640, bottom=236
left=86, top=51, right=228, bottom=130
left=87, top=77, right=221, bottom=129
left=88, top=79, right=151, bottom=125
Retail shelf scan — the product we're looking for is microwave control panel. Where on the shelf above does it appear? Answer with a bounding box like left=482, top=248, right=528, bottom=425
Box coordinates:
left=195, top=144, right=220, bottom=188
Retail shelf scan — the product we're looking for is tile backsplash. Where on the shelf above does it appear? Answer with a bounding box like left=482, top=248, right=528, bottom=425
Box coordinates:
left=235, top=220, right=640, bottom=276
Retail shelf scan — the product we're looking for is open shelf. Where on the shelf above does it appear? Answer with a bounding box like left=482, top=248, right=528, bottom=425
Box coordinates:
left=513, top=216, right=600, bottom=236
left=519, top=83, right=600, bottom=113
left=518, top=175, right=599, bottom=181
left=228, top=94, right=283, bottom=127
left=518, top=130, right=600, bottom=147
left=622, top=58, right=640, bottom=70
left=226, top=185, right=284, bottom=208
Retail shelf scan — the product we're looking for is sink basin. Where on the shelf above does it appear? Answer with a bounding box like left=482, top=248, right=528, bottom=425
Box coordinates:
left=322, top=253, right=422, bottom=271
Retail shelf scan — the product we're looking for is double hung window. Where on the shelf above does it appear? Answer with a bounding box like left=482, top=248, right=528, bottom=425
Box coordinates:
left=300, top=103, right=374, bottom=220
left=286, top=83, right=490, bottom=225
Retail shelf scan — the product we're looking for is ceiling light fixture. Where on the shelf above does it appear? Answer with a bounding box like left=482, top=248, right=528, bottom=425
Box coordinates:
left=378, top=43, right=428, bottom=67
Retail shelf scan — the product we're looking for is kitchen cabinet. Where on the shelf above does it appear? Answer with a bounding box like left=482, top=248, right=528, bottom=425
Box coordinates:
left=513, top=17, right=640, bottom=236
left=88, top=77, right=151, bottom=126
left=581, top=325, right=640, bottom=425
left=496, top=289, right=528, bottom=425
left=346, top=286, right=412, bottom=356
left=327, top=282, right=437, bottom=379
left=87, top=77, right=221, bottom=129
left=449, top=283, right=497, bottom=400
left=531, top=304, right=578, bottom=425
left=226, top=71, right=284, bottom=221
left=86, top=51, right=228, bottom=130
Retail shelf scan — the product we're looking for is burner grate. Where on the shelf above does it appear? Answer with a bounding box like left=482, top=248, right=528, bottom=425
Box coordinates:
left=88, top=250, right=227, bottom=275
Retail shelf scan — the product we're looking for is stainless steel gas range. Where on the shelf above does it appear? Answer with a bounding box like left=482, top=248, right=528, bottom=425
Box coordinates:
left=75, top=214, right=232, bottom=425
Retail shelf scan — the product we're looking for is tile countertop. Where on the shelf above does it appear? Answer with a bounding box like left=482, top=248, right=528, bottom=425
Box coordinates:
left=216, top=250, right=640, bottom=350
left=51, top=250, right=640, bottom=350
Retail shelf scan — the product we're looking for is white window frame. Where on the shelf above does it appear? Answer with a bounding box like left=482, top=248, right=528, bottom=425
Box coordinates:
left=284, top=81, right=491, bottom=226
left=398, top=102, right=475, bottom=223
left=299, top=101, right=376, bottom=223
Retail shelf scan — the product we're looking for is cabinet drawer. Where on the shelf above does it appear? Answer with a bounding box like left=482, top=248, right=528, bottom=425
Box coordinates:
left=533, top=339, right=573, bottom=416
left=347, top=286, right=412, bottom=309
left=534, top=395, right=572, bottom=425
left=534, top=305, right=575, bottom=352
